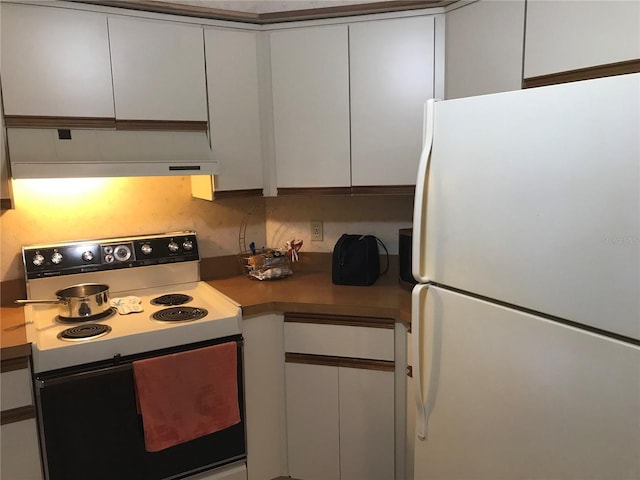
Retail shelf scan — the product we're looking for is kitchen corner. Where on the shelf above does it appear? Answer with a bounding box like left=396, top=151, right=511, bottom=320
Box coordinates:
left=1, top=247, right=410, bottom=480
left=1, top=253, right=411, bottom=355
left=206, top=253, right=411, bottom=323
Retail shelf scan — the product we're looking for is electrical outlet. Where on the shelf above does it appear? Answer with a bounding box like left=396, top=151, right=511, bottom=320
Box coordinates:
left=310, top=220, right=323, bottom=241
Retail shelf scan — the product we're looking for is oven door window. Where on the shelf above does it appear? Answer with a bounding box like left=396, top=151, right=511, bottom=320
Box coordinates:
left=35, top=340, right=246, bottom=480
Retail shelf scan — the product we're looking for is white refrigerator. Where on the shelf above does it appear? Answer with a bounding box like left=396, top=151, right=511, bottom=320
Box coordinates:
left=411, top=73, right=640, bottom=479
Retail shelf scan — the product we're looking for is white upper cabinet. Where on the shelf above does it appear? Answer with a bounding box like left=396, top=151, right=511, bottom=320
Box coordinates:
left=1, top=88, right=12, bottom=209
left=0, top=3, right=114, bottom=118
left=108, top=16, right=208, bottom=121
left=270, top=25, right=351, bottom=189
left=524, top=0, right=640, bottom=78
left=445, top=0, right=525, bottom=99
left=349, top=16, right=435, bottom=187
left=205, top=28, right=263, bottom=193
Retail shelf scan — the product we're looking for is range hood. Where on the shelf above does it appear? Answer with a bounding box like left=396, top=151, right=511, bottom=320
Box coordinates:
left=7, top=128, right=218, bottom=179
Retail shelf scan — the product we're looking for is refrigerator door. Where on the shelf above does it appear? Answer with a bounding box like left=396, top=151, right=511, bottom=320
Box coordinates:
left=412, top=285, right=640, bottom=479
left=413, top=73, right=640, bottom=340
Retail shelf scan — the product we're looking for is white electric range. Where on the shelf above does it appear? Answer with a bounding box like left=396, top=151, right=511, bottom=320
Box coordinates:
left=21, top=231, right=242, bottom=373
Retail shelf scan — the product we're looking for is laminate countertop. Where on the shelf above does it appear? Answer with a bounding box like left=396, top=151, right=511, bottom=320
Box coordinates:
left=207, top=270, right=411, bottom=322
left=1, top=269, right=411, bottom=360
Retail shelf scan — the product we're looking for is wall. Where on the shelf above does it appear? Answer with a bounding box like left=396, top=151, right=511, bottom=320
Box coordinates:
left=265, top=195, right=413, bottom=255
left=0, top=176, right=266, bottom=282
left=0, top=177, right=414, bottom=282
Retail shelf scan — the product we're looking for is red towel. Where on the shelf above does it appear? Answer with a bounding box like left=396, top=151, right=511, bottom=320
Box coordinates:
left=133, top=342, right=240, bottom=452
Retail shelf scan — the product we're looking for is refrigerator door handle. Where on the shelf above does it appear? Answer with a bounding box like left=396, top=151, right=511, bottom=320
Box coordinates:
left=412, top=283, right=429, bottom=440
left=412, top=99, right=437, bottom=283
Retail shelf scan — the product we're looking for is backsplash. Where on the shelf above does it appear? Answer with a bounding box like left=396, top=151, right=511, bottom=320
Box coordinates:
left=265, top=195, right=414, bottom=255
left=0, top=177, right=414, bottom=282
left=0, top=176, right=265, bottom=282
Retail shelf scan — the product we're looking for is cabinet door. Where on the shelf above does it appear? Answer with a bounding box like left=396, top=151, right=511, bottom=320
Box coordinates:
left=205, top=29, right=263, bottom=193
left=445, top=0, right=524, bottom=99
left=339, top=367, right=395, bottom=480
left=0, top=420, right=43, bottom=480
left=0, top=3, right=114, bottom=118
left=285, top=362, right=340, bottom=480
left=242, top=314, right=287, bottom=480
left=108, top=16, right=207, bottom=121
left=270, top=26, right=351, bottom=189
left=349, top=16, right=434, bottom=187
left=524, top=0, right=640, bottom=78
left=1, top=88, right=12, bottom=209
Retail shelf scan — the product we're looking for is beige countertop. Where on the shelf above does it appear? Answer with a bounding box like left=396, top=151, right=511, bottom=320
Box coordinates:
left=1, top=267, right=411, bottom=361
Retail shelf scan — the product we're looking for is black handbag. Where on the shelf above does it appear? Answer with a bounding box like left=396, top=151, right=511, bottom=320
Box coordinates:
left=332, top=234, right=389, bottom=286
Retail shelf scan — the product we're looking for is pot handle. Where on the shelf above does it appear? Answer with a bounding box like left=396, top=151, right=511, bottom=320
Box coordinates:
left=15, top=299, right=63, bottom=305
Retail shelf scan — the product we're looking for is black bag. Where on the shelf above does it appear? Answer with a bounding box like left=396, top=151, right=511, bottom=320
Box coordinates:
left=332, top=234, right=389, bottom=286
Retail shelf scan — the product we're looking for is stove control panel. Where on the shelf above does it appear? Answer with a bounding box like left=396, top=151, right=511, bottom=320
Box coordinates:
left=22, top=231, right=200, bottom=279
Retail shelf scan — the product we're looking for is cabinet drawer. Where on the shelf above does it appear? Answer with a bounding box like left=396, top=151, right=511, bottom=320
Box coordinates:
left=284, top=319, right=394, bottom=361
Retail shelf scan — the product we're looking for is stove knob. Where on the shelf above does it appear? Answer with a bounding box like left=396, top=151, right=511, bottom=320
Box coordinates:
left=114, top=245, right=132, bottom=262
left=32, top=253, right=45, bottom=267
left=51, top=252, right=63, bottom=264
left=183, top=239, right=193, bottom=251
left=82, top=251, right=94, bottom=262
left=168, top=241, right=179, bottom=253
left=141, top=243, right=153, bottom=255
left=105, top=254, right=114, bottom=263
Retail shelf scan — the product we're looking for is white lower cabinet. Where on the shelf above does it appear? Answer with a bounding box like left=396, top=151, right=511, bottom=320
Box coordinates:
left=1, top=359, right=42, bottom=480
left=284, top=315, right=396, bottom=480
left=1, top=419, right=43, bottom=480
left=242, top=314, right=287, bottom=480
left=242, top=313, right=401, bottom=480
left=285, top=361, right=395, bottom=480
left=286, top=362, right=341, bottom=480
left=338, top=367, right=395, bottom=480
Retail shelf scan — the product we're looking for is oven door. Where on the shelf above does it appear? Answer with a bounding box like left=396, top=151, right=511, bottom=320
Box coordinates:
left=34, top=336, right=246, bottom=480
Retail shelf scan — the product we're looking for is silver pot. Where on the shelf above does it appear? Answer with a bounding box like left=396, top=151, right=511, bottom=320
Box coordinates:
left=16, top=283, right=111, bottom=319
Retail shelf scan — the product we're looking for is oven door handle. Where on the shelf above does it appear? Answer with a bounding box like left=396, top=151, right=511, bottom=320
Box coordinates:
left=35, top=363, right=132, bottom=389
left=35, top=337, right=243, bottom=389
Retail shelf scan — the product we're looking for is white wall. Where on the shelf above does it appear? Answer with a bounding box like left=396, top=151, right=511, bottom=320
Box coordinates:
left=0, top=177, right=413, bottom=281
left=265, top=195, right=414, bottom=255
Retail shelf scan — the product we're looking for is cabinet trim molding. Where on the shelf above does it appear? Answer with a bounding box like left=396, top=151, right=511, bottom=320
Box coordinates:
left=0, top=405, right=36, bottom=425
left=115, top=120, right=208, bottom=132
left=0, top=356, right=29, bottom=373
left=4, top=117, right=211, bottom=132
left=523, top=59, right=640, bottom=89
left=212, top=189, right=264, bottom=200
left=278, top=186, right=415, bottom=196
left=284, top=312, right=395, bottom=329
left=285, top=352, right=395, bottom=372
left=87, top=1, right=453, bottom=24
left=4, top=116, right=116, bottom=129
